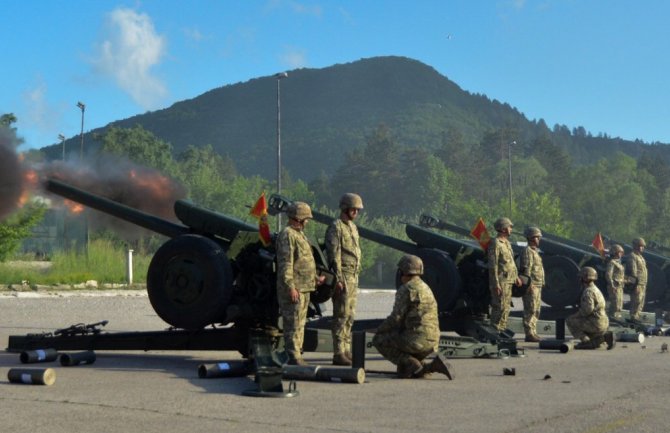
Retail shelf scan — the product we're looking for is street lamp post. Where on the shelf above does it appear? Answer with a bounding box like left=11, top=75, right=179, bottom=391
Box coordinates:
left=508, top=140, right=515, bottom=216
left=58, top=134, right=65, bottom=161
left=275, top=72, right=288, bottom=231
left=77, top=101, right=85, bottom=161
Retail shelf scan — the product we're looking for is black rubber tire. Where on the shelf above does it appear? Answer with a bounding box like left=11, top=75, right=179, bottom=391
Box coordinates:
left=645, top=262, right=666, bottom=305
left=147, top=234, right=233, bottom=329
left=542, top=255, right=581, bottom=308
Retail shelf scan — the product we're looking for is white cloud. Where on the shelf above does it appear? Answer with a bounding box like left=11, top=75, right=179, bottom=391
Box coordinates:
left=92, top=8, right=167, bottom=109
left=279, top=46, right=308, bottom=68
left=22, top=76, right=60, bottom=137
left=289, top=1, right=323, bottom=17
left=183, top=27, right=206, bottom=42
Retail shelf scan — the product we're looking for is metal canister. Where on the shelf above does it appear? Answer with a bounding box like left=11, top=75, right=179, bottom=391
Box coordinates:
left=20, top=348, right=58, bottom=364
left=8, top=368, right=56, bottom=385
left=60, top=351, right=96, bottom=366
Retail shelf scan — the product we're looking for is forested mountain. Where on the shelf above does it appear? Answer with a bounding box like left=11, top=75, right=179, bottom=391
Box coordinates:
left=43, top=56, right=670, bottom=181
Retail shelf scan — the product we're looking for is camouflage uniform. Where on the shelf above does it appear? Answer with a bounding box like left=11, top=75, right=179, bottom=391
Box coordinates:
left=605, top=257, right=625, bottom=317
left=325, top=218, right=361, bottom=357
left=519, top=245, right=544, bottom=338
left=488, top=236, right=518, bottom=331
left=627, top=251, right=647, bottom=320
left=373, top=277, right=440, bottom=367
left=276, top=226, right=317, bottom=361
left=566, top=282, right=609, bottom=346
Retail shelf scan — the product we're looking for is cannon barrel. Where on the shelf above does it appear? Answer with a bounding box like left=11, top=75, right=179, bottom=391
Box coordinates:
left=45, top=179, right=189, bottom=239
left=174, top=199, right=257, bottom=242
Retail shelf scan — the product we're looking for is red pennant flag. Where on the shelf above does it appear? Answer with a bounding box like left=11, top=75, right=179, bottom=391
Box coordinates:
left=249, top=193, right=272, bottom=246
left=470, top=218, right=491, bottom=251
left=591, top=232, right=605, bottom=258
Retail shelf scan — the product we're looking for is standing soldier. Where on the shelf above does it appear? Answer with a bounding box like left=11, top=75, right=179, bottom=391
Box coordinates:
left=325, top=193, right=363, bottom=366
left=605, top=244, right=625, bottom=318
left=626, top=237, right=648, bottom=321
left=276, top=201, right=325, bottom=366
left=519, top=226, right=544, bottom=342
left=373, top=255, right=454, bottom=379
left=567, top=267, right=615, bottom=350
left=488, top=217, right=522, bottom=332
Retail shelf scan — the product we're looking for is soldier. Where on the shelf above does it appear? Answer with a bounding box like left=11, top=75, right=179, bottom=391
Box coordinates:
left=373, top=255, right=454, bottom=379
left=626, top=238, right=648, bottom=321
left=276, top=201, right=325, bottom=366
left=325, top=193, right=363, bottom=366
left=605, top=244, right=625, bottom=318
left=488, top=217, right=522, bottom=332
left=519, top=226, right=545, bottom=342
left=567, top=267, right=615, bottom=350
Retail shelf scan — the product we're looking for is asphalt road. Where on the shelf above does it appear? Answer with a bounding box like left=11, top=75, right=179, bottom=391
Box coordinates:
left=1, top=290, right=670, bottom=433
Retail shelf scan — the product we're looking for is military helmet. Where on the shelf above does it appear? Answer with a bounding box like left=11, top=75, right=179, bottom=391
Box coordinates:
left=610, top=244, right=624, bottom=255
left=339, top=193, right=364, bottom=210
left=632, top=237, right=646, bottom=248
left=287, top=201, right=313, bottom=221
left=524, top=226, right=542, bottom=239
left=579, top=266, right=598, bottom=282
left=397, top=254, right=424, bottom=276
left=494, top=217, right=513, bottom=232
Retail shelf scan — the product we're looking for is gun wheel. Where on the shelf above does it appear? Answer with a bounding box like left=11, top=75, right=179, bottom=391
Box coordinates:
left=147, top=234, right=233, bottom=329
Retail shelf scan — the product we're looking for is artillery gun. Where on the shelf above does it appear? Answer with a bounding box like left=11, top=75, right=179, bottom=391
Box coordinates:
left=8, top=179, right=336, bottom=355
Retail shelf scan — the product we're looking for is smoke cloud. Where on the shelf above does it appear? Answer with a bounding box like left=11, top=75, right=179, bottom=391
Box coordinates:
left=0, top=132, right=24, bottom=220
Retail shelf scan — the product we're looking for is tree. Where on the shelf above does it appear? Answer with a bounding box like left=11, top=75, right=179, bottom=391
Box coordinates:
left=0, top=202, right=47, bottom=261
left=177, top=144, right=237, bottom=208
left=99, top=125, right=177, bottom=173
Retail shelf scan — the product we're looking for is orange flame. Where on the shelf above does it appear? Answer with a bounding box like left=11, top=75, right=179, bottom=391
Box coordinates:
left=17, top=169, right=40, bottom=208
left=64, top=199, right=85, bottom=214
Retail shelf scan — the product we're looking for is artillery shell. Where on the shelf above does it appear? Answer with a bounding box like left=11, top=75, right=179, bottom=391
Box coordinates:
left=539, top=339, right=573, bottom=353
left=617, top=332, right=645, bottom=343
left=60, top=351, right=96, bottom=366
left=20, top=348, right=58, bottom=364
left=282, top=365, right=321, bottom=380
left=315, top=367, right=365, bottom=384
left=8, top=368, right=56, bottom=385
left=198, top=361, right=252, bottom=378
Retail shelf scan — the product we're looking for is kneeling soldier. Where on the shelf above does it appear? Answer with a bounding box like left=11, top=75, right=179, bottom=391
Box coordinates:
left=373, top=255, right=454, bottom=379
left=567, top=266, right=615, bottom=350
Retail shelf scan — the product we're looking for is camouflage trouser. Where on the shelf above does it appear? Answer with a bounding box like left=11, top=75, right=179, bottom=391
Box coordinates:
left=629, top=284, right=646, bottom=320
left=522, top=285, right=542, bottom=336
left=490, top=281, right=513, bottom=332
left=566, top=313, right=608, bottom=342
left=607, top=284, right=624, bottom=317
left=331, top=272, right=358, bottom=355
left=278, top=290, right=311, bottom=359
left=372, top=330, right=435, bottom=366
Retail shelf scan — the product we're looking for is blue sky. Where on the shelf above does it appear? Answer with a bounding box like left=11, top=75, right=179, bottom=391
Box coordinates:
left=3, top=0, right=670, bottom=151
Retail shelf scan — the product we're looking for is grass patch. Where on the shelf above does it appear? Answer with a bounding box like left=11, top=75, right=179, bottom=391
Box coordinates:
left=0, top=239, right=152, bottom=287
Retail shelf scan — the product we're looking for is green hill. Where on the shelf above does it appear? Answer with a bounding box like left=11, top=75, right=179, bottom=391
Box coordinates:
left=44, top=55, right=669, bottom=181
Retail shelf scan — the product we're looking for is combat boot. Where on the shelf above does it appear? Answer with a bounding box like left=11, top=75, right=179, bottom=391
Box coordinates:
left=425, top=353, right=455, bottom=380
left=332, top=353, right=352, bottom=366
left=574, top=338, right=595, bottom=350
left=287, top=356, right=308, bottom=366
left=396, top=356, right=423, bottom=379
left=604, top=331, right=616, bottom=350
left=524, top=334, right=541, bottom=343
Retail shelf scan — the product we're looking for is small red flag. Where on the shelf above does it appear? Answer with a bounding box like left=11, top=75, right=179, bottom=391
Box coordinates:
left=470, top=218, right=491, bottom=251
left=591, top=232, right=605, bottom=258
left=249, top=193, right=272, bottom=246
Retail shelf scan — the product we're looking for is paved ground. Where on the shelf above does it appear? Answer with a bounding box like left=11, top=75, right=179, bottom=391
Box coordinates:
left=1, top=289, right=670, bottom=433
